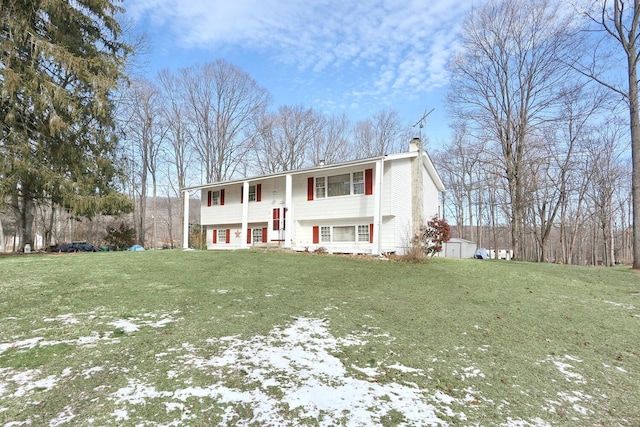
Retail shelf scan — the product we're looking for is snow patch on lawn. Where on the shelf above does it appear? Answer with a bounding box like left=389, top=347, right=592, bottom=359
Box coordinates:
left=544, top=355, right=585, bottom=384
left=43, top=313, right=80, bottom=325
left=108, top=313, right=182, bottom=333
left=110, top=317, right=464, bottom=425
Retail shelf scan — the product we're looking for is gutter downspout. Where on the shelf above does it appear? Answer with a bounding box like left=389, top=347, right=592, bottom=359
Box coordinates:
left=241, top=181, right=250, bottom=248
left=372, top=158, right=384, bottom=255
left=182, top=189, right=189, bottom=249
left=285, top=174, right=293, bottom=249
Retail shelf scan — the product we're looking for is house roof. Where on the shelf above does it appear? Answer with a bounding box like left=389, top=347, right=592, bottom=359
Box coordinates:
left=182, top=149, right=446, bottom=193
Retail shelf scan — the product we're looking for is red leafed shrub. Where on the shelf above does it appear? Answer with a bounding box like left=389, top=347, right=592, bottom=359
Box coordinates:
left=412, top=216, right=451, bottom=257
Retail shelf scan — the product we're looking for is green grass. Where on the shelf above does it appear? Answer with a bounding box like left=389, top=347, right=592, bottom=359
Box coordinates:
left=0, top=250, right=638, bottom=426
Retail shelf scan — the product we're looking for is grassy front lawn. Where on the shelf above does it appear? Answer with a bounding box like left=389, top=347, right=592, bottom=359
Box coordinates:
left=0, top=250, right=638, bottom=426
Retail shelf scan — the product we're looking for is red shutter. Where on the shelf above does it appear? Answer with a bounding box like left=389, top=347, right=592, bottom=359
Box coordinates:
left=207, top=191, right=212, bottom=207
left=241, top=186, right=244, bottom=203
left=220, top=189, right=225, bottom=205
left=247, top=228, right=251, bottom=244
left=212, top=229, right=217, bottom=244
left=312, top=226, right=320, bottom=244
left=365, top=168, right=373, bottom=195
left=256, top=184, right=262, bottom=202
left=273, top=208, right=280, bottom=231
left=369, top=223, right=374, bottom=244
left=307, top=177, right=314, bottom=201
left=262, top=227, right=268, bottom=243
left=226, top=229, right=231, bottom=244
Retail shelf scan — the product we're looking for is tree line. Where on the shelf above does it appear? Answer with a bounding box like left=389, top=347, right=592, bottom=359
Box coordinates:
left=436, top=0, right=639, bottom=266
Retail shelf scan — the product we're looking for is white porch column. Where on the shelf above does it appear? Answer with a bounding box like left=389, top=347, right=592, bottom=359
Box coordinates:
left=372, top=159, right=384, bottom=255
left=284, top=174, right=293, bottom=248
left=241, top=181, right=250, bottom=248
left=182, top=190, right=190, bottom=249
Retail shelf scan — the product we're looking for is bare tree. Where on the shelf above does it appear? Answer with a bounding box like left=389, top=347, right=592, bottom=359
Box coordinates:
left=434, top=123, right=486, bottom=243
left=253, top=105, right=318, bottom=174
left=180, top=60, right=271, bottom=183
left=528, top=84, right=607, bottom=262
left=309, top=113, right=354, bottom=165
left=353, top=109, right=409, bottom=158
left=157, top=68, right=194, bottom=246
left=123, top=78, right=166, bottom=246
left=583, top=122, right=628, bottom=266
left=448, top=0, right=579, bottom=260
left=578, top=0, right=640, bottom=269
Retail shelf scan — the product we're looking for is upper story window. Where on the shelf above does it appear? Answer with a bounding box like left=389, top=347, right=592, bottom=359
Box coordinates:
left=211, top=191, right=220, bottom=205
left=207, top=189, right=225, bottom=206
left=327, top=174, right=350, bottom=197
left=352, top=171, right=364, bottom=195
left=315, top=177, right=326, bottom=199
left=241, top=183, right=261, bottom=203
left=307, top=168, right=373, bottom=200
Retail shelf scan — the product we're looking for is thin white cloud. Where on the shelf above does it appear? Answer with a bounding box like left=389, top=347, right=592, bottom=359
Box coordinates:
left=125, top=0, right=476, bottom=101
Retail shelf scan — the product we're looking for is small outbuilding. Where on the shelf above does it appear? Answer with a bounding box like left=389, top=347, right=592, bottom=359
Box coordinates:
left=442, top=238, right=477, bottom=259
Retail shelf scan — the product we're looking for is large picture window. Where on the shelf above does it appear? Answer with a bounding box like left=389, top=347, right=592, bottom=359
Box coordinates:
left=327, top=174, right=351, bottom=197
left=333, top=226, right=355, bottom=242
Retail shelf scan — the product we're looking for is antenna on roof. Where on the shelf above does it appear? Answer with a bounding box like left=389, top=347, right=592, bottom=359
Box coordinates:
left=412, top=108, right=434, bottom=143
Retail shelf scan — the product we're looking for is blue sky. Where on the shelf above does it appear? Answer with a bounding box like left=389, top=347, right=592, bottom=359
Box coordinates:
left=122, top=0, right=483, bottom=147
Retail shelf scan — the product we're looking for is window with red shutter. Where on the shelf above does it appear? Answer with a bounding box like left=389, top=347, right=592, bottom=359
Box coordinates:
left=307, top=177, right=314, bottom=201
left=365, top=168, right=373, bottom=195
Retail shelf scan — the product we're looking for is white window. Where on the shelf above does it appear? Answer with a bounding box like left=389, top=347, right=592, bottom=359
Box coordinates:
left=320, top=226, right=331, bottom=242
left=319, top=225, right=371, bottom=243
left=248, top=185, right=257, bottom=202
left=315, top=177, right=326, bottom=198
left=211, top=190, right=220, bottom=205
left=353, top=171, right=364, bottom=195
left=252, top=228, right=262, bottom=243
left=327, top=174, right=350, bottom=197
left=218, top=229, right=226, bottom=243
left=357, top=225, right=370, bottom=242
left=333, top=226, right=355, bottom=242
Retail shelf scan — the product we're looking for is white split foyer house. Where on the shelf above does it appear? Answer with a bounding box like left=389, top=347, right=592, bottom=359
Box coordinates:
left=181, top=138, right=446, bottom=255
